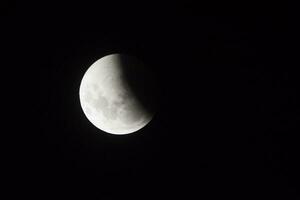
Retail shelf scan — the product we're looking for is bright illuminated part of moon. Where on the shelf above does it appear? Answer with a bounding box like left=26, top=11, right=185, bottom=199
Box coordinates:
left=79, top=54, right=157, bottom=135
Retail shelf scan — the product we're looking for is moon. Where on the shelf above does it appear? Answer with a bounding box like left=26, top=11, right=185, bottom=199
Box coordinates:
left=79, top=54, right=158, bottom=135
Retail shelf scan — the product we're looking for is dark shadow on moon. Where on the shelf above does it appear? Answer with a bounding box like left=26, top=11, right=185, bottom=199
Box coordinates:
left=116, top=54, right=159, bottom=117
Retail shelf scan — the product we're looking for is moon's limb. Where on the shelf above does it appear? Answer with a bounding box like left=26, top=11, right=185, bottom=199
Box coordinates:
left=79, top=54, right=157, bottom=135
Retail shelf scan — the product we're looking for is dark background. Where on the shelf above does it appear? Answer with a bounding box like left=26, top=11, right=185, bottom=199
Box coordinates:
left=2, top=1, right=299, bottom=198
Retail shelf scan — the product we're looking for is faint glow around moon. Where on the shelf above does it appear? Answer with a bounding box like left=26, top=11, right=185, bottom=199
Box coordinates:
left=79, top=54, right=157, bottom=135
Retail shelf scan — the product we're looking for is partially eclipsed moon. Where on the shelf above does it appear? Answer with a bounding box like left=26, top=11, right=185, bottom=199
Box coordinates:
left=79, top=54, right=158, bottom=135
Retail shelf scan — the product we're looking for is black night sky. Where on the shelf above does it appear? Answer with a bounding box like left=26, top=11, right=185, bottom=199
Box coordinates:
left=2, top=1, right=299, bottom=198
